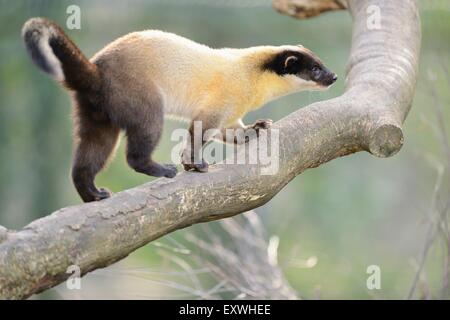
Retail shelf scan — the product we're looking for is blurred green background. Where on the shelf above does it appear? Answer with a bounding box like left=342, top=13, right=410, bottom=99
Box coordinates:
left=0, top=0, right=449, bottom=299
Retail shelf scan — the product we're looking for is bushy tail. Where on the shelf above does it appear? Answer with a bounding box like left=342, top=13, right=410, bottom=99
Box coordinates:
left=22, top=17, right=101, bottom=92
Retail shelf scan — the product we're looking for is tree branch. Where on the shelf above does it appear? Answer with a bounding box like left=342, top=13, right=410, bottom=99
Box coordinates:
left=273, top=0, right=347, bottom=18
left=0, top=0, right=421, bottom=299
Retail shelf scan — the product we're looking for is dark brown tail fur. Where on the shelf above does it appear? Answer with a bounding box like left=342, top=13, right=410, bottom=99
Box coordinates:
left=22, top=17, right=101, bottom=92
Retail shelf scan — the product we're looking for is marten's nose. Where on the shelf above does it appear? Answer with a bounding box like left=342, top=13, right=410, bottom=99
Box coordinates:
left=324, top=73, right=337, bottom=86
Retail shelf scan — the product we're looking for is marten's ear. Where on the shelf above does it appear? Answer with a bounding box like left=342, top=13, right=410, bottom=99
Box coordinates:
left=284, top=55, right=299, bottom=73
left=263, top=51, right=303, bottom=75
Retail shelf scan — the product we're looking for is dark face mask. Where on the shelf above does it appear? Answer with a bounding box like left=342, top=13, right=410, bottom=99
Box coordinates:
left=264, top=50, right=337, bottom=88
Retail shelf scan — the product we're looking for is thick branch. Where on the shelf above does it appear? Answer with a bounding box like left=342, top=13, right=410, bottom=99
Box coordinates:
left=0, top=0, right=420, bottom=299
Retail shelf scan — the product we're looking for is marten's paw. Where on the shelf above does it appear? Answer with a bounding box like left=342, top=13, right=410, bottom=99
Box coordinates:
left=243, top=119, right=273, bottom=143
left=92, top=188, right=112, bottom=201
left=162, top=164, right=178, bottom=178
left=252, top=119, right=273, bottom=131
left=182, top=159, right=209, bottom=173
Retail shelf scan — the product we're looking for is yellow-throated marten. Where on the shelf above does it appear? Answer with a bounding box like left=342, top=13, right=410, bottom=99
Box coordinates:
left=22, top=17, right=337, bottom=202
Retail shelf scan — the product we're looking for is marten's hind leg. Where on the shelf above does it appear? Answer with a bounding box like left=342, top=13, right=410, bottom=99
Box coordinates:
left=72, top=115, right=120, bottom=202
left=125, top=101, right=177, bottom=179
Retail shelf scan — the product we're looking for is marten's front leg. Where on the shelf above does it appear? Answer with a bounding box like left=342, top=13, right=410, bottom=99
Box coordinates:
left=182, top=114, right=223, bottom=173
left=181, top=117, right=273, bottom=172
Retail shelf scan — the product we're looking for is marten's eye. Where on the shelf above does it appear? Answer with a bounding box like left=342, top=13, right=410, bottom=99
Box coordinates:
left=311, top=66, right=321, bottom=79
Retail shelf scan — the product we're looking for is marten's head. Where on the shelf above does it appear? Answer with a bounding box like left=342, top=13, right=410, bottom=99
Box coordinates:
left=261, top=45, right=337, bottom=91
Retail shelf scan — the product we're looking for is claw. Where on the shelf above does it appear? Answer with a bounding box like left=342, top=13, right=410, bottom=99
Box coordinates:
left=162, top=164, right=178, bottom=178
left=182, top=159, right=209, bottom=173
left=252, top=119, right=273, bottom=130
left=95, top=188, right=112, bottom=201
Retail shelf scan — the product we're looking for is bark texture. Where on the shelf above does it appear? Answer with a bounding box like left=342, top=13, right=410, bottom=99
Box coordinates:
left=0, top=0, right=421, bottom=299
left=273, top=0, right=347, bottom=18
